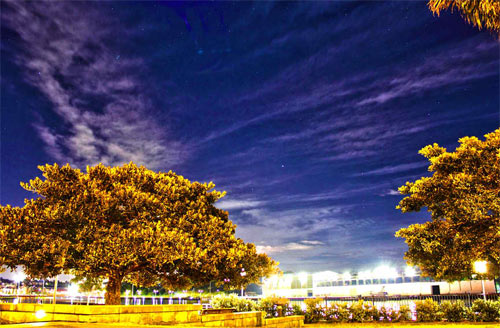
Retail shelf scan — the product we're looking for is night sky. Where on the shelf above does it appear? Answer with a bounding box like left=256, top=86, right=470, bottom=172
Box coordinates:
left=1, top=1, right=499, bottom=275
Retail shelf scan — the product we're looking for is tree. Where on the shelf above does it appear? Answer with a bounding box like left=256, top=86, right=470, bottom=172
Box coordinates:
left=395, top=129, right=500, bottom=281
left=0, top=163, right=278, bottom=304
left=428, top=0, right=500, bottom=33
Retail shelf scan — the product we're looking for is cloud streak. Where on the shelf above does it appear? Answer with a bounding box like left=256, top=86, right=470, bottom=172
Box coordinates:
left=2, top=1, right=186, bottom=169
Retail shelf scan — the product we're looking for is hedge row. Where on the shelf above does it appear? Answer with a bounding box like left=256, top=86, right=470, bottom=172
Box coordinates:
left=210, top=294, right=300, bottom=318
left=210, top=295, right=500, bottom=323
left=303, top=298, right=500, bottom=323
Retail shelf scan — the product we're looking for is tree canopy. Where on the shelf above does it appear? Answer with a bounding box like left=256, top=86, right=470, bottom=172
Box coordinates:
left=395, top=129, right=500, bottom=281
left=428, top=0, right=500, bottom=33
left=0, top=163, right=278, bottom=304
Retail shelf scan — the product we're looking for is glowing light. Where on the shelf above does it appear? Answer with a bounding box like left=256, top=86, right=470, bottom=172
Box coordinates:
left=313, top=271, right=338, bottom=282
left=342, top=272, right=351, bottom=281
left=373, top=266, right=398, bottom=278
left=34, top=309, right=46, bottom=319
left=404, top=267, right=417, bottom=277
left=67, top=284, right=79, bottom=297
left=474, top=261, right=487, bottom=274
left=298, top=272, right=308, bottom=287
left=14, top=272, right=26, bottom=283
left=137, top=290, right=142, bottom=295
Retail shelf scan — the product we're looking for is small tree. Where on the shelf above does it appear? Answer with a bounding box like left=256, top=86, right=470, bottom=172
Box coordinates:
left=396, top=129, right=500, bottom=281
left=0, top=163, right=278, bottom=304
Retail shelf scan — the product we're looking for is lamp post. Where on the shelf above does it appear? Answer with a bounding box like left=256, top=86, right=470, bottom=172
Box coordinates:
left=473, top=261, right=487, bottom=301
left=240, top=268, right=247, bottom=297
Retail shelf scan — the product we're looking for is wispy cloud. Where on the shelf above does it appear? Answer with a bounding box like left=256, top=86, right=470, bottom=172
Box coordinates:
left=380, top=189, right=402, bottom=197
left=2, top=1, right=186, bottom=169
left=354, top=162, right=428, bottom=177
left=217, top=198, right=265, bottom=210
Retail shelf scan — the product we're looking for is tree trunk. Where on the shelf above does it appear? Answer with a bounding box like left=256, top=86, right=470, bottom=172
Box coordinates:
left=105, top=274, right=123, bottom=305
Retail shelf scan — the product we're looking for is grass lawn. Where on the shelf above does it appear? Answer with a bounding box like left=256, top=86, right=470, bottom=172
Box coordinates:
left=305, top=323, right=499, bottom=328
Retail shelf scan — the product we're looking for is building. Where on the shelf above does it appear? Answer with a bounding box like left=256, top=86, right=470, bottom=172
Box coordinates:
left=262, top=267, right=498, bottom=297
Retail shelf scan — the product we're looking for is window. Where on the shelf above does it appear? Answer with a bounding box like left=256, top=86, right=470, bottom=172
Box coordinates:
left=351, top=280, right=357, bottom=286
left=388, top=278, right=395, bottom=284
left=396, top=277, right=403, bottom=283
left=358, top=280, right=364, bottom=285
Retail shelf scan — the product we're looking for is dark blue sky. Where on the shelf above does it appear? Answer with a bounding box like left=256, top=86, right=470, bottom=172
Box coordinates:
left=1, top=1, right=499, bottom=273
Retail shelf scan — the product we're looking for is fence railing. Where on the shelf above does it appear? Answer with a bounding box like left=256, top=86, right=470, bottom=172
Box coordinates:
left=0, top=295, right=205, bottom=306
left=2, top=293, right=498, bottom=308
left=282, top=293, right=500, bottom=308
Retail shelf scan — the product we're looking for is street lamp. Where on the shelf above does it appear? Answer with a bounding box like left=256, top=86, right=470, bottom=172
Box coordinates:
left=474, top=261, right=487, bottom=301
left=13, top=272, right=26, bottom=303
left=240, top=268, right=247, bottom=297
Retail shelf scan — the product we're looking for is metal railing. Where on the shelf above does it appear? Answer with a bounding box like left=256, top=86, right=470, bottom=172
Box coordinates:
left=2, top=293, right=498, bottom=308
left=0, top=295, right=205, bottom=306
left=284, top=293, right=500, bottom=308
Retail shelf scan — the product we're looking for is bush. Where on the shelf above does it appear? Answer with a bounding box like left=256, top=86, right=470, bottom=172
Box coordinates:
left=471, top=299, right=500, bottom=322
left=236, top=298, right=258, bottom=312
left=324, top=303, right=350, bottom=323
left=258, top=296, right=280, bottom=318
left=398, top=305, right=412, bottom=322
left=290, top=304, right=305, bottom=316
left=415, top=298, right=441, bottom=322
left=440, top=300, right=466, bottom=322
left=379, top=306, right=401, bottom=322
left=349, top=300, right=373, bottom=322
left=210, top=294, right=257, bottom=312
left=304, top=298, right=324, bottom=323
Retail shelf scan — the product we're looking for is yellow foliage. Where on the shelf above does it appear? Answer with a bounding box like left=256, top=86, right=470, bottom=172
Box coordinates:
left=428, top=0, right=500, bottom=33
left=0, top=162, right=278, bottom=304
left=396, top=129, right=500, bottom=280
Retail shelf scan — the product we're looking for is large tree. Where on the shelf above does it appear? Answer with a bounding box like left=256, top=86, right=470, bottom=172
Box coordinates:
left=0, top=163, right=278, bottom=304
left=395, top=129, right=500, bottom=281
left=428, top=0, right=500, bottom=33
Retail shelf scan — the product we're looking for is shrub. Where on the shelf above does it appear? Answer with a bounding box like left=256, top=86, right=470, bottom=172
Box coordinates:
left=236, top=298, right=258, bottom=312
left=415, top=298, right=441, bottom=322
left=471, top=299, right=500, bottom=322
left=304, top=298, right=324, bottom=323
left=290, top=304, right=305, bottom=316
left=379, top=306, right=401, bottom=322
left=440, top=300, right=466, bottom=322
left=210, top=294, right=257, bottom=312
left=258, top=297, right=279, bottom=318
left=210, top=293, right=240, bottom=309
left=398, top=305, right=412, bottom=322
left=325, top=303, right=350, bottom=323
left=349, top=300, right=373, bottom=322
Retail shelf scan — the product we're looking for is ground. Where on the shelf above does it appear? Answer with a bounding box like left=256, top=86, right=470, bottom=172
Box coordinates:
left=1, top=322, right=499, bottom=328
left=306, top=324, right=499, bottom=328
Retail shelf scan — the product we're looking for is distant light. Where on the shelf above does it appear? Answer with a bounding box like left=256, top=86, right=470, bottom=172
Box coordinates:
left=474, top=261, right=487, bottom=274
left=137, top=290, right=142, bottom=295
left=342, top=272, right=351, bottom=281
left=373, top=266, right=398, bottom=278
left=67, top=284, right=79, bottom=297
left=358, top=271, right=372, bottom=280
left=404, top=267, right=417, bottom=277
left=125, top=290, right=131, bottom=296
left=14, top=272, right=26, bottom=283
left=35, top=309, right=46, bottom=319
left=313, top=271, right=338, bottom=282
